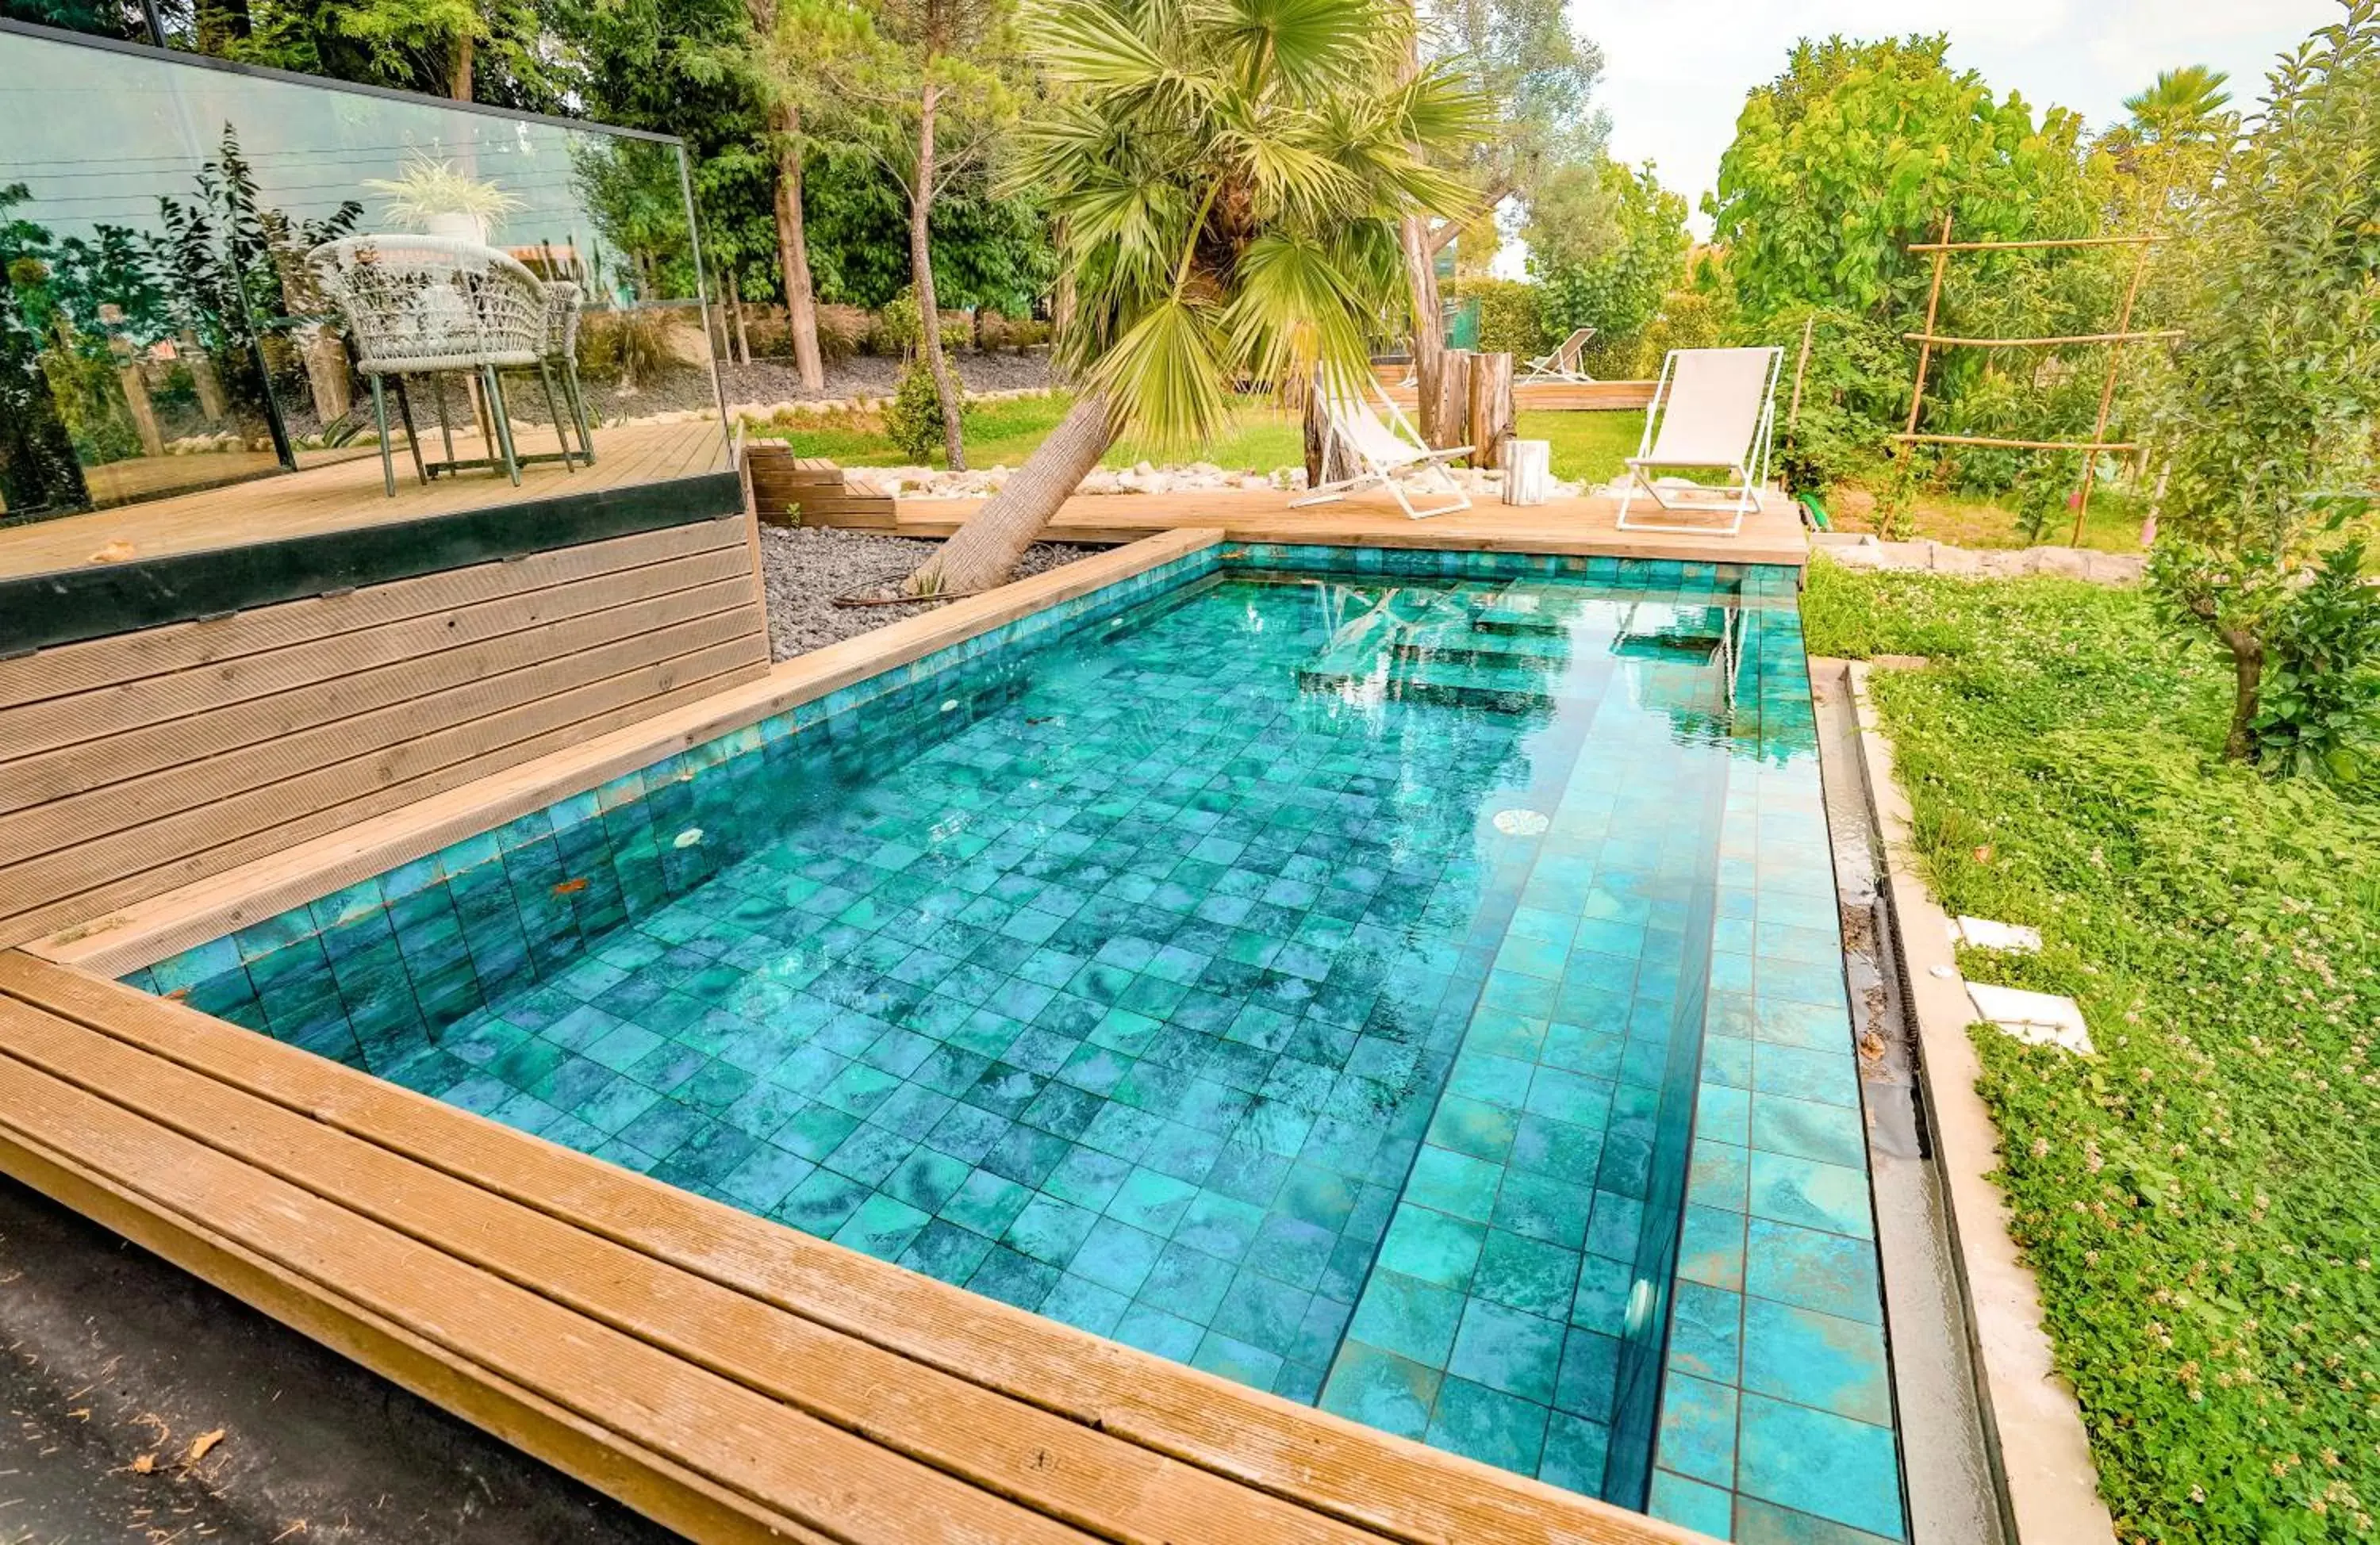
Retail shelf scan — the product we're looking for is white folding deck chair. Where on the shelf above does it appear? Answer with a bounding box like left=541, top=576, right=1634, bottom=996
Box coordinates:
left=1522, top=326, right=1597, bottom=382
left=1614, top=346, right=1783, bottom=537
left=1292, top=370, right=1473, bottom=520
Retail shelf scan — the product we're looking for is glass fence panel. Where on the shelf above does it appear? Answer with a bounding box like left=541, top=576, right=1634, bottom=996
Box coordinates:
left=0, top=22, right=724, bottom=540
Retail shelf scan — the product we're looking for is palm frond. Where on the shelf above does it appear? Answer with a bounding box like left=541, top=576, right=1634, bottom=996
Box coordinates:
left=1203, top=0, right=1384, bottom=97
left=1032, top=0, right=1219, bottom=113
left=1220, top=230, right=1374, bottom=389
left=1088, top=294, right=1234, bottom=450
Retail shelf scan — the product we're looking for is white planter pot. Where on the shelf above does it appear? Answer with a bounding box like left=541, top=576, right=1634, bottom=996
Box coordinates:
left=424, top=211, right=492, bottom=246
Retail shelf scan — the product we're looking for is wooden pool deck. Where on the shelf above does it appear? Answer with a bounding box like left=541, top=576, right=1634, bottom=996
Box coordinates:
left=0, top=419, right=729, bottom=580
left=846, top=484, right=1809, bottom=569
left=0, top=949, right=1710, bottom=1545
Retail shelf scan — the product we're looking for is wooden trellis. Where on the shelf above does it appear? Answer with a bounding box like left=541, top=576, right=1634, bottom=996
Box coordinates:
left=1893, top=215, right=2179, bottom=543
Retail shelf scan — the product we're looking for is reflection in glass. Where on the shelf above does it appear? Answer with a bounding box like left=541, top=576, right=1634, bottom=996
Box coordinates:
left=0, top=22, right=723, bottom=531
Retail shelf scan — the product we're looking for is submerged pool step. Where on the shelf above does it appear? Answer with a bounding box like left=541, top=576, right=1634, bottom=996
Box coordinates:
left=1380, top=659, right=1559, bottom=713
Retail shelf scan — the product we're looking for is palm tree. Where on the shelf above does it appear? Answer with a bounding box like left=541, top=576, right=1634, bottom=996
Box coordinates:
left=900, top=0, right=1488, bottom=596
left=2124, top=66, right=2232, bottom=144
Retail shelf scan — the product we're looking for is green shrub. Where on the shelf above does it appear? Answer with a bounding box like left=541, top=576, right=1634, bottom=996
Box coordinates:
left=881, top=354, right=958, bottom=463
left=577, top=307, right=678, bottom=389
left=1450, top=278, right=1545, bottom=359
left=870, top=290, right=921, bottom=357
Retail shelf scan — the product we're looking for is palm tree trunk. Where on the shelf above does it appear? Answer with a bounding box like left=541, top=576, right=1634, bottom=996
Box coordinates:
left=770, top=99, right=826, bottom=392
left=911, top=79, right=967, bottom=470
left=907, top=392, right=1111, bottom=595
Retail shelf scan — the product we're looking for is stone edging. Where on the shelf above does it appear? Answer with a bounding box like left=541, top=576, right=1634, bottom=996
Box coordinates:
left=1814, top=534, right=2144, bottom=584
left=1829, top=657, right=2119, bottom=1545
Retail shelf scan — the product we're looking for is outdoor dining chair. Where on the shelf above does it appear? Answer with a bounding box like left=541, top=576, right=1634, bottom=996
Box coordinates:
left=1614, top=345, right=1784, bottom=536
left=309, top=235, right=581, bottom=496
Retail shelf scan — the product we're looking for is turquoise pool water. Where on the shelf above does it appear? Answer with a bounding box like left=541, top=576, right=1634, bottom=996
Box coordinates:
left=131, top=550, right=1903, bottom=1541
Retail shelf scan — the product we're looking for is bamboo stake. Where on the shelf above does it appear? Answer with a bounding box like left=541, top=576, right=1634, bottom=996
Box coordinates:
left=1906, top=235, right=2160, bottom=252
left=1903, top=329, right=2181, bottom=347
left=2071, top=237, right=2156, bottom=544
left=1893, top=433, right=2140, bottom=452
left=1787, top=314, right=1814, bottom=430
left=1902, top=214, right=1953, bottom=439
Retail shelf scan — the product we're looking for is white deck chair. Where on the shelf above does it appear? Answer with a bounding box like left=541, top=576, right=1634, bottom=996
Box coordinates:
left=1614, top=346, right=1783, bottom=537
left=1522, top=326, right=1598, bottom=382
left=1292, top=371, right=1473, bottom=520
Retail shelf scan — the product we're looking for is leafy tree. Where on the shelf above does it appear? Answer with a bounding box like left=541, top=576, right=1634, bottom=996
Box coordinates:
left=1398, top=0, right=1603, bottom=434
left=2146, top=0, right=2380, bottom=773
left=216, top=0, right=579, bottom=108
left=1527, top=157, right=1689, bottom=374
left=828, top=0, right=1023, bottom=470
left=900, top=0, right=1485, bottom=596
left=1708, top=35, right=2097, bottom=324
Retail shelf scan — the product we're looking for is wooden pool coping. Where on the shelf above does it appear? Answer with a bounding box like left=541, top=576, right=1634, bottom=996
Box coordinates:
left=0, top=948, right=1710, bottom=1544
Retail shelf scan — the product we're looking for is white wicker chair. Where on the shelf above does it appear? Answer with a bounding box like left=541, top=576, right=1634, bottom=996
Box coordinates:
left=309, top=235, right=579, bottom=494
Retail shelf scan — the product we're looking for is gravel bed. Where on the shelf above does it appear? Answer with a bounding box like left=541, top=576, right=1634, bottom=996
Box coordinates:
left=758, top=524, right=1103, bottom=659
left=589, top=353, right=1055, bottom=420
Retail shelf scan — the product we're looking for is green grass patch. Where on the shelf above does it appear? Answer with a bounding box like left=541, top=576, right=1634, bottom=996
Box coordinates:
left=1802, top=561, right=2380, bottom=1543
left=760, top=389, right=1647, bottom=485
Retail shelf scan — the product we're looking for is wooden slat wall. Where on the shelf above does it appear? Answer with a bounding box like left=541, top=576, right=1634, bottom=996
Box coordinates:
left=0, top=516, right=770, bottom=949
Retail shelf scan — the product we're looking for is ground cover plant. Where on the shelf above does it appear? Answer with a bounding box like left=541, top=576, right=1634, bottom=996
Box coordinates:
left=1803, top=559, right=2380, bottom=1543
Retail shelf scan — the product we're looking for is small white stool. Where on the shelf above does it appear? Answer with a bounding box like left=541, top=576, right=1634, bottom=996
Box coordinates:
left=1503, top=439, right=1552, bottom=505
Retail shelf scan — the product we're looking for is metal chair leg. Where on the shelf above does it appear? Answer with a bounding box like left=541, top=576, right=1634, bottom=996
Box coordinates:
left=563, top=359, right=596, bottom=464
left=537, top=360, right=576, bottom=470
left=483, top=365, right=520, bottom=485
left=392, top=374, right=428, bottom=485
left=430, top=372, right=457, bottom=473
left=367, top=374, right=395, bottom=497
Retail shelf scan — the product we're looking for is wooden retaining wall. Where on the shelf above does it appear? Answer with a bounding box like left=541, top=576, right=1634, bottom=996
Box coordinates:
left=0, top=515, right=771, bottom=949
left=746, top=446, right=898, bottom=530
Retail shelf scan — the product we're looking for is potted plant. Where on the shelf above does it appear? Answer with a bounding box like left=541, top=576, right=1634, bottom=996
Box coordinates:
left=361, top=155, right=523, bottom=245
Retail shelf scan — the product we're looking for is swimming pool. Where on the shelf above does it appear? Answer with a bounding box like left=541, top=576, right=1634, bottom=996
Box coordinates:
left=129, top=546, right=1903, bottom=1542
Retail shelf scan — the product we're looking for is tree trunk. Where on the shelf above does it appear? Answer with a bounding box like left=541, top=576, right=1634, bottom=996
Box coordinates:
left=1302, top=371, right=1360, bottom=490
left=910, top=79, right=966, bottom=471
left=726, top=269, right=750, bottom=366
left=1467, top=351, right=1514, bottom=470
left=449, top=30, right=472, bottom=102
left=2221, top=628, right=2264, bottom=761
left=1430, top=348, right=1471, bottom=453
left=770, top=100, right=826, bottom=392
left=907, top=393, right=1111, bottom=595
left=1401, top=213, right=1445, bottom=443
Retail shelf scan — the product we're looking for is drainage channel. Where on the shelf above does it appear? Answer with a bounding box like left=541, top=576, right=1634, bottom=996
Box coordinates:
left=1811, top=663, right=2006, bottom=1545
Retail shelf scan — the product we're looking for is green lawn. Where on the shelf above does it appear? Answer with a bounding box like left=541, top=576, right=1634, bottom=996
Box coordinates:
left=1803, top=562, right=2380, bottom=1544
left=755, top=391, right=1647, bottom=485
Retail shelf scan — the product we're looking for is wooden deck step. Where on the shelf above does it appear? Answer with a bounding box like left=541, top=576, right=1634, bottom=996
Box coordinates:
left=746, top=444, right=900, bottom=530
left=0, top=950, right=1709, bottom=1545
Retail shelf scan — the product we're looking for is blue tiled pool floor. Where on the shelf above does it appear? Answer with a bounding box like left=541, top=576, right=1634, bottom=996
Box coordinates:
left=132, top=560, right=1904, bottom=1539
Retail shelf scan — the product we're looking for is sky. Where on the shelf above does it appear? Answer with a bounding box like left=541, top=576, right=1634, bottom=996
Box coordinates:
left=1583, top=0, right=2341, bottom=237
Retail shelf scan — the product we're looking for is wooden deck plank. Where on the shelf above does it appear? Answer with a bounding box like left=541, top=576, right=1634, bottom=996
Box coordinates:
left=0, top=516, right=750, bottom=708
left=0, top=1022, right=1088, bottom=1545
left=0, top=546, right=757, bottom=762
left=876, top=485, right=1806, bottom=567
left=0, top=1107, right=833, bottom=1545
left=0, top=611, right=767, bottom=865
left=0, top=992, right=1388, bottom=1545
left=0, top=577, right=759, bottom=814
left=0, top=638, right=765, bottom=947
left=0, top=953, right=1708, bottom=1545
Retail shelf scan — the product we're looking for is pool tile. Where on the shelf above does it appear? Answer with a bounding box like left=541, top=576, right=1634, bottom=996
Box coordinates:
left=1377, top=1204, right=1487, bottom=1291
left=1319, top=1340, right=1441, bottom=1439
left=1345, top=1269, right=1465, bottom=1367
left=1736, top=1394, right=1904, bottom=1540
left=1426, top=1376, right=1549, bottom=1473
left=1447, top=1298, right=1564, bottom=1405
left=1741, top=1298, right=1892, bottom=1425
left=1748, top=1152, right=1875, bottom=1240
left=1655, top=1371, right=1739, bottom=1488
